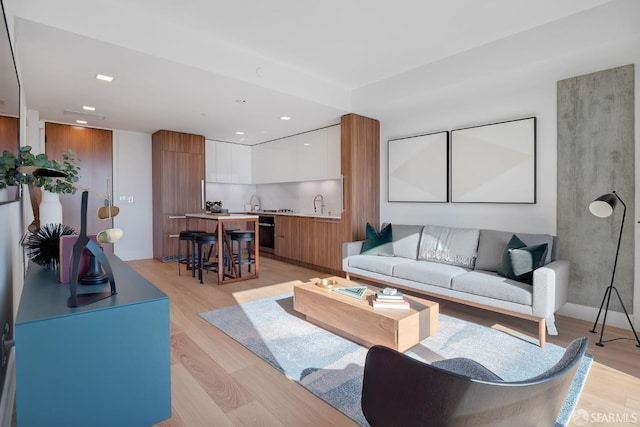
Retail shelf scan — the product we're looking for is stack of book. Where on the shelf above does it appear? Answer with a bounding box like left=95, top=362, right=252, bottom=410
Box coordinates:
left=372, top=288, right=410, bottom=310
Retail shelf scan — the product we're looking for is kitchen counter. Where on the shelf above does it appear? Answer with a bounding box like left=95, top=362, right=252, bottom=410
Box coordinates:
left=249, top=211, right=342, bottom=220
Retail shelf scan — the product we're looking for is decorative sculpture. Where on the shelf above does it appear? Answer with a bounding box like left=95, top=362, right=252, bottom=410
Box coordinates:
left=68, top=190, right=117, bottom=307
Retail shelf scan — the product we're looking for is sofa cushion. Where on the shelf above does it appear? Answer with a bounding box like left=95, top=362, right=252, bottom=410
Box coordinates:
left=417, top=225, right=479, bottom=268
left=390, top=224, right=424, bottom=260
left=496, top=235, right=549, bottom=285
left=393, top=260, right=469, bottom=289
left=361, top=223, right=394, bottom=256
left=475, top=229, right=554, bottom=272
left=508, top=243, right=548, bottom=282
left=348, top=254, right=413, bottom=276
left=496, top=234, right=527, bottom=278
left=451, top=271, right=533, bottom=306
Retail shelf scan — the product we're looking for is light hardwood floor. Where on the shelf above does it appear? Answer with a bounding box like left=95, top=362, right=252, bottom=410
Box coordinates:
left=129, top=257, right=640, bottom=427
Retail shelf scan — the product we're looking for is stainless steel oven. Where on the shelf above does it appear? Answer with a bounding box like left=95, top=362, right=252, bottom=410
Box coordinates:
left=258, top=215, right=275, bottom=252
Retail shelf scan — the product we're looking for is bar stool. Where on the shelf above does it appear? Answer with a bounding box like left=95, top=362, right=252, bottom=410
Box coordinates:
left=177, top=230, right=206, bottom=277
left=229, top=230, right=255, bottom=277
left=194, top=232, right=219, bottom=284
left=223, top=228, right=238, bottom=272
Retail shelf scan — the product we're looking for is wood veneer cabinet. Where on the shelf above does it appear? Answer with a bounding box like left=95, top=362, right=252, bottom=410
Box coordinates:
left=341, top=114, right=380, bottom=243
left=275, top=215, right=300, bottom=259
left=300, top=217, right=343, bottom=271
left=152, top=130, right=205, bottom=261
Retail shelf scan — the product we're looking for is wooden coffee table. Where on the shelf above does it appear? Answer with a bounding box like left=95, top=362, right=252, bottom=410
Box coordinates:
left=293, top=276, right=438, bottom=352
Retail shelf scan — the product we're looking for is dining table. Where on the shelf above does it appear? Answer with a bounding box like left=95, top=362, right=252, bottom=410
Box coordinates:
left=185, top=213, right=259, bottom=284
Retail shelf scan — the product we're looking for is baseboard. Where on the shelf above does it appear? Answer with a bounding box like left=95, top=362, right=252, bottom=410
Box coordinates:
left=558, top=302, right=638, bottom=331
left=0, top=348, right=15, bottom=427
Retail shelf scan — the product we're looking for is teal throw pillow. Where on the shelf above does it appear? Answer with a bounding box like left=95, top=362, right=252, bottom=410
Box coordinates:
left=360, top=223, right=394, bottom=256
left=497, top=234, right=548, bottom=285
left=496, top=234, right=526, bottom=278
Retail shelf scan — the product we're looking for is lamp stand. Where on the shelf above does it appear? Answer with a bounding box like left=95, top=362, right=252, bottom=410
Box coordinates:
left=589, top=192, right=640, bottom=347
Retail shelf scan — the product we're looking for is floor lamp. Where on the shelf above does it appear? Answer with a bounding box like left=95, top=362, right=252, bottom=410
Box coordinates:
left=588, top=191, right=640, bottom=348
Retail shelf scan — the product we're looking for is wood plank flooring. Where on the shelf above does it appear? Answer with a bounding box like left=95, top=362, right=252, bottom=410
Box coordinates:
left=129, top=257, right=640, bottom=427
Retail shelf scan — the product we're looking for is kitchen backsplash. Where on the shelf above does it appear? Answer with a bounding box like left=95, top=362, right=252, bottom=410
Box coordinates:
left=206, top=179, right=342, bottom=214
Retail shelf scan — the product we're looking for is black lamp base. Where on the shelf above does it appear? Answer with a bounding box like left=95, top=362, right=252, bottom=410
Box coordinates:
left=590, top=284, right=640, bottom=348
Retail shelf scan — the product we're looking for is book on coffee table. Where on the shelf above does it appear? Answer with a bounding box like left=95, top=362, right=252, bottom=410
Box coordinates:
left=372, top=294, right=410, bottom=309
left=332, top=286, right=368, bottom=299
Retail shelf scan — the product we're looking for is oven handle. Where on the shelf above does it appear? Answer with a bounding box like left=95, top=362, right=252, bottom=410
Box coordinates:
left=259, top=223, right=274, bottom=227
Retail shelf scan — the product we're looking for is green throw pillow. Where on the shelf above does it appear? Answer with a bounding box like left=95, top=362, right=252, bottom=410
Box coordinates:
left=360, top=223, right=394, bottom=256
left=497, top=235, right=548, bottom=285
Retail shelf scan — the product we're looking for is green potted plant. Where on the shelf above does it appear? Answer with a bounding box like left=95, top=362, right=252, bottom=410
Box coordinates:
left=18, top=145, right=81, bottom=194
left=0, top=149, right=18, bottom=189
left=18, top=145, right=81, bottom=226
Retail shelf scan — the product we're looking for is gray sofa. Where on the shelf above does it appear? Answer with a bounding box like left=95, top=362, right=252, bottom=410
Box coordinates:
left=342, top=224, right=569, bottom=347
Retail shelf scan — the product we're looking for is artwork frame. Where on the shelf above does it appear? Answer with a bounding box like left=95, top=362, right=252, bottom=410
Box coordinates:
left=450, top=117, right=536, bottom=203
left=388, top=131, right=449, bottom=203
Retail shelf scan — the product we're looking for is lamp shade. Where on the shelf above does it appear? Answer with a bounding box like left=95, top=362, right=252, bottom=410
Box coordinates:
left=589, top=193, right=617, bottom=218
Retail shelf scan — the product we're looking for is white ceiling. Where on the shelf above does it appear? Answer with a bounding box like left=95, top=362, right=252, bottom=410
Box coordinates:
left=6, top=0, right=612, bottom=145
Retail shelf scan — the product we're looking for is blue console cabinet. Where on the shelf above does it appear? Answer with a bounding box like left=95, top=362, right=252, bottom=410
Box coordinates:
left=15, top=254, right=171, bottom=427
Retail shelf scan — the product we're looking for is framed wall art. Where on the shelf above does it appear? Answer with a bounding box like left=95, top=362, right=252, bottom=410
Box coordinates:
left=451, top=117, right=536, bottom=203
left=388, top=131, right=448, bottom=202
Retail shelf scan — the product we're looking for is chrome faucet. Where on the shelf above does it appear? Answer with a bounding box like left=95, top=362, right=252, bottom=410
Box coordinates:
left=313, top=194, right=325, bottom=215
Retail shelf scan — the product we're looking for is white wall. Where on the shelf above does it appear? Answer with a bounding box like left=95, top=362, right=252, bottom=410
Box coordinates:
left=354, top=0, right=640, bottom=235
left=352, top=0, right=640, bottom=327
left=112, top=130, right=153, bottom=260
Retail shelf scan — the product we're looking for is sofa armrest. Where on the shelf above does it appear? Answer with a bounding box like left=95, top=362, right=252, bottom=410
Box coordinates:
left=532, top=259, right=570, bottom=319
left=342, top=241, right=364, bottom=271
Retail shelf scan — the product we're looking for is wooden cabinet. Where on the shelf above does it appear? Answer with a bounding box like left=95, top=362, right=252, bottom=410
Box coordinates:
left=152, top=130, right=205, bottom=261
left=299, top=216, right=343, bottom=271
left=341, top=114, right=380, bottom=243
left=15, top=255, right=171, bottom=427
left=274, top=215, right=342, bottom=272
left=275, top=215, right=301, bottom=259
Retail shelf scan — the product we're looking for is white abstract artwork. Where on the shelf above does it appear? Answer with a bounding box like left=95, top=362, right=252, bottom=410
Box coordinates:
left=388, top=131, right=448, bottom=202
left=451, top=117, right=536, bottom=203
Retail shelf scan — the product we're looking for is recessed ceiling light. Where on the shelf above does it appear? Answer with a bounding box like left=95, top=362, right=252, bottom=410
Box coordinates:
left=280, top=116, right=292, bottom=121
left=303, top=143, right=311, bottom=146
left=96, top=74, right=114, bottom=82
left=235, top=131, right=245, bottom=135
left=76, top=120, right=88, bottom=125
left=82, top=105, right=96, bottom=111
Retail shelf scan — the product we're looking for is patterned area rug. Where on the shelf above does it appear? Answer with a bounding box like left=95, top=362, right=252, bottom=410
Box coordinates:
left=200, top=294, right=592, bottom=427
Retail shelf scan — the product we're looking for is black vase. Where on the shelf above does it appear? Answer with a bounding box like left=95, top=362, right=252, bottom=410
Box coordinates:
left=79, top=252, right=109, bottom=285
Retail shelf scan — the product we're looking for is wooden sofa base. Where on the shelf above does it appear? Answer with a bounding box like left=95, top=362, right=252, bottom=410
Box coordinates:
left=345, top=272, right=547, bottom=347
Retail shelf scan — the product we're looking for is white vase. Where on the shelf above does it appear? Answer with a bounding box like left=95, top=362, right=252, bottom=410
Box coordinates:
left=0, top=188, right=7, bottom=202
left=39, top=190, right=63, bottom=227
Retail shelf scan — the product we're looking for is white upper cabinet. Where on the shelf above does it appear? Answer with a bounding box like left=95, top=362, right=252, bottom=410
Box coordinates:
left=296, top=128, right=328, bottom=181
left=205, top=139, right=217, bottom=182
left=206, top=140, right=252, bottom=184
left=216, top=140, right=233, bottom=183
left=251, top=125, right=341, bottom=184
left=326, top=125, right=341, bottom=179
left=231, top=143, right=252, bottom=184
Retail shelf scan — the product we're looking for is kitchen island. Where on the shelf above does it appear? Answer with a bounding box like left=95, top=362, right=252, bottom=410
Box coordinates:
left=185, top=213, right=259, bottom=284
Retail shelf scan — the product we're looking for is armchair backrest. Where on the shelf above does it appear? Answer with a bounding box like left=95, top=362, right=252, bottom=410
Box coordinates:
left=361, top=337, right=588, bottom=427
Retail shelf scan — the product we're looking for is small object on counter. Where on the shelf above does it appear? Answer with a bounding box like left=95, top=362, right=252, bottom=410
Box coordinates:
left=206, top=201, right=222, bottom=213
